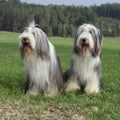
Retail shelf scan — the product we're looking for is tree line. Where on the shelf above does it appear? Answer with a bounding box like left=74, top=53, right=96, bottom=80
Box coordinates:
left=0, top=0, right=120, bottom=37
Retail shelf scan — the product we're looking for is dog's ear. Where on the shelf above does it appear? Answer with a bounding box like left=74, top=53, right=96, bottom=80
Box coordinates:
left=95, top=29, right=103, bottom=56
left=33, top=28, right=50, bottom=59
left=73, top=30, right=80, bottom=54
left=98, top=29, right=103, bottom=46
left=74, top=29, right=79, bottom=43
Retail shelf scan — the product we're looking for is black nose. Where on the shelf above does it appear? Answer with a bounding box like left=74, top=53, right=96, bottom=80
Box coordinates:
left=23, top=37, right=28, bottom=42
left=82, top=38, right=86, bottom=42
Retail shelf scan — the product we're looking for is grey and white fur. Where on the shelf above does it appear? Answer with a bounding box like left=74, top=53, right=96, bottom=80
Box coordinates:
left=18, top=22, right=64, bottom=96
left=64, top=24, right=103, bottom=94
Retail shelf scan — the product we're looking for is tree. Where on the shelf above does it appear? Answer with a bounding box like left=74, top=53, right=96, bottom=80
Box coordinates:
left=62, top=24, right=67, bottom=37
left=57, top=23, right=63, bottom=36
left=0, top=1, right=119, bottom=36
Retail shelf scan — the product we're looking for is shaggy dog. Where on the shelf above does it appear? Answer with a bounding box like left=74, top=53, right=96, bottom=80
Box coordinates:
left=64, top=24, right=103, bottom=94
left=18, top=22, right=64, bottom=96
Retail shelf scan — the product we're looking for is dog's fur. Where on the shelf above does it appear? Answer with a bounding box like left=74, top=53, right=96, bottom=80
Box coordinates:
left=64, top=24, right=103, bottom=94
left=18, top=22, right=64, bottom=96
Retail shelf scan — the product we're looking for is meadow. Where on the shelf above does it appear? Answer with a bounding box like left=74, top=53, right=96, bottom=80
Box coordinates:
left=0, top=31, right=120, bottom=120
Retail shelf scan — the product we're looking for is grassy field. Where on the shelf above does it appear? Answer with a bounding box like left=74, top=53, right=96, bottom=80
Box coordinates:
left=0, top=31, right=120, bottom=120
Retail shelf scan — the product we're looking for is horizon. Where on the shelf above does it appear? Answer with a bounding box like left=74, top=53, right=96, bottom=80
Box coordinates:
left=20, top=0, right=120, bottom=6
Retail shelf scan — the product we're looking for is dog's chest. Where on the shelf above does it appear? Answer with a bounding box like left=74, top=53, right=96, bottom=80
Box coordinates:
left=73, top=55, right=100, bottom=81
left=24, top=55, right=50, bottom=86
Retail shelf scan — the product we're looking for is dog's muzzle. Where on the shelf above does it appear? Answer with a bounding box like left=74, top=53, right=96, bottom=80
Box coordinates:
left=81, top=38, right=89, bottom=52
left=22, top=37, right=32, bottom=52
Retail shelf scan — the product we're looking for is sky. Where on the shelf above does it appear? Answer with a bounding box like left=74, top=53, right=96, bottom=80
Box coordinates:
left=20, top=0, right=120, bottom=6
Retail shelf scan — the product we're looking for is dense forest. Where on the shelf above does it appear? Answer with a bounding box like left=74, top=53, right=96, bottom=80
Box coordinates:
left=0, top=0, right=120, bottom=36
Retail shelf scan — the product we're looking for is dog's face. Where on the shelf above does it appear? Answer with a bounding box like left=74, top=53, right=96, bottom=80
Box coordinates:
left=74, top=24, right=103, bottom=57
left=18, top=23, right=49, bottom=59
left=19, top=27, right=36, bottom=54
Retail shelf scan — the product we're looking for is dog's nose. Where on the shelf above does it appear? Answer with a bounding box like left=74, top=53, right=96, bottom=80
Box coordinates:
left=82, top=38, right=86, bottom=42
left=23, top=37, right=28, bottom=42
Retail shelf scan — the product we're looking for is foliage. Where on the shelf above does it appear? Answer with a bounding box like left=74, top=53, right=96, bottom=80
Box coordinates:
left=92, top=3, right=120, bottom=19
left=0, top=31, right=120, bottom=119
left=95, top=17, right=120, bottom=36
left=0, top=0, right=120, bottom=36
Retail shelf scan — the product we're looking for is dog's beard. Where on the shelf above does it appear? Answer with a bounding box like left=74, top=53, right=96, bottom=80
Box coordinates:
left=20, top=40, right=35, bottom=59
left=23, top=44, right=32, bottom=52
left=76, top=40, right=93, bottom=57
left=22, top=41, right=33, bottom=53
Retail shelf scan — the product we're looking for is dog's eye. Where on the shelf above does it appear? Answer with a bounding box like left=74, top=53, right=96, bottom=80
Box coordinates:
left=89, top=31, right=92, bottom=34
left=32, top=32, right=35, bottom=37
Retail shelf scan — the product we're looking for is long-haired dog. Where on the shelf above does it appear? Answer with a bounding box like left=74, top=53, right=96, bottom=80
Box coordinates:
left=18, top=22, right=64, bottom=96
left=64, top=24, right=103, bottom=94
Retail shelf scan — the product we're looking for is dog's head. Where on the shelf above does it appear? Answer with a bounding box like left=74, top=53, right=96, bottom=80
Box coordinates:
left=74, top=24, right=103, bottom=57
left=18, top=22, right=49, bottom=58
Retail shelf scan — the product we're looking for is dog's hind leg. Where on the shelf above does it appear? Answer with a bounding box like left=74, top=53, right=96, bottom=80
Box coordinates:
left=65, top=76, right=80, bottom=91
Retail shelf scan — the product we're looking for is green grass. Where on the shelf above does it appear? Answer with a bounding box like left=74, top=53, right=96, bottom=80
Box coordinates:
left=0, top=31, right=120, bottom=119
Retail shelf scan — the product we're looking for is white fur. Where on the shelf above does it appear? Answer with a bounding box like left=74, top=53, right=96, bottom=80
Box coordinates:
left=77, top=31, right=94, bottom=50
left=65, top=77, right=80, bottom=91
left=19, top=22, right=64, bottom=96
left=65, top=24, right=103, bottom=94
left=48, top=41, right=57, bottom=71
left=19, top=32, right=36, bottom=50
left=23, top=41, right=60, bottom=96
left=23, top=41, right=59, bottom=95
left=24, top=54, right=50, bottom=93
left=73, top=54, right=100, bottom=93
